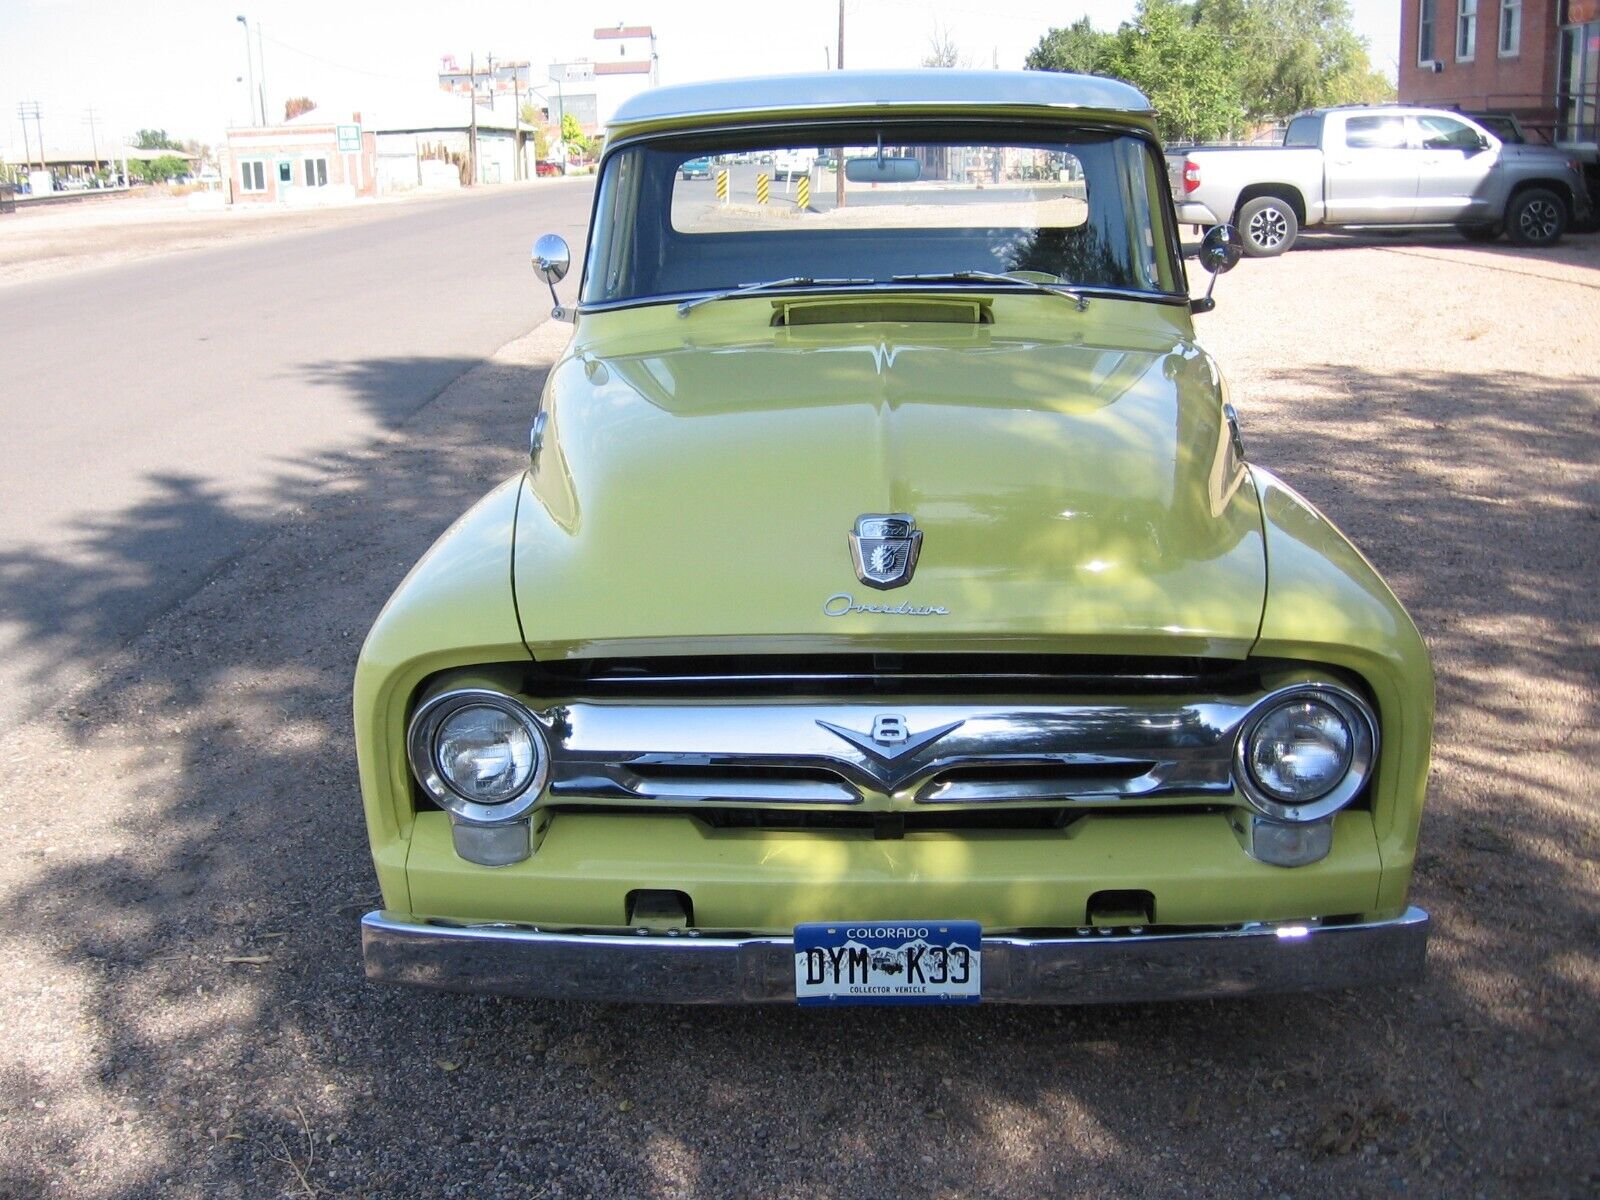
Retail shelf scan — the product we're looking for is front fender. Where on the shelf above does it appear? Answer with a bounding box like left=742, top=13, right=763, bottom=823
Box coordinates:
left=1249, top=468, right=1434, bottom=913
left=353, top=474, right=532, bottom=911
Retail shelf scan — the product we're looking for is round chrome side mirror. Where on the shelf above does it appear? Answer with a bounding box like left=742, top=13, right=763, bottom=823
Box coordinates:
left=1199, top=224, right=1244, bottom=275
left=531, top=234, right=570, bottom=284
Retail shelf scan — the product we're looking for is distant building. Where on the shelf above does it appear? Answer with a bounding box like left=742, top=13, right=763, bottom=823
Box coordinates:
left=1398, top=0, right=1598, bottom=162
left=1, top=144, right=196, bottom=191
left=225, top=93, right=537, bottom=203
left=438, top=56, right=532, bottom=102
left=546, top=24, right=659, bottom=134
left=225, top=114, right=377, bottom=205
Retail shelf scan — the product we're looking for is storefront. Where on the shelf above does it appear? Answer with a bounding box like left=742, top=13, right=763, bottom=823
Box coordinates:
left=1559, top=0, right=1600, bottom=145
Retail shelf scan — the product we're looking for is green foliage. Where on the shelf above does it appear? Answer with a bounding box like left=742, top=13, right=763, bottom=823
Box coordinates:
left=1101, top=0, right=1245, bottom=142
left=1193, top=0, right=1392, bottom=119
left=1025, top=17, right=1112, bottom=75
left=559, top=112, right=590, bottom=156
left=130, top=155, right=188, bottom=183
left=1027, top=0, right=1396, bottom=137
left=134, top=129, right=181, bottom=151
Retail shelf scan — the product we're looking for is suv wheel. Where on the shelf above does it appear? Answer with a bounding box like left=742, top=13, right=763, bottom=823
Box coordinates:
left=1237, top=196, right=1298, bottom=257
left=1506, top=188, right=1567, bottom=247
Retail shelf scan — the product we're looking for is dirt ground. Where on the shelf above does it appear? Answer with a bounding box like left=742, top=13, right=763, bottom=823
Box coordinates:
left=0, top=228, right=1595, bottom=1199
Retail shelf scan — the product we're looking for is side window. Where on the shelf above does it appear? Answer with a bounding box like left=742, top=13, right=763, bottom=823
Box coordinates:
left=1342, top=115, right=1408, bottom=149
left=1284, top=116, right=1321, bottom=147
left=1416, top=115, right=1484, bottom=149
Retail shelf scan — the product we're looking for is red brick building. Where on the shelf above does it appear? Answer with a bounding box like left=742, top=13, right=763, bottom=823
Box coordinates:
left=1399, top=0, right=1599, bottom=156
left=226, top=114, right=377, bottom=205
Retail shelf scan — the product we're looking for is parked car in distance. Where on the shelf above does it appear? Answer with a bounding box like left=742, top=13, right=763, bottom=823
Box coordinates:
left=680, top=156, right=713, bottom=180
left=535, top=159, right=564, bottom=178
left=1169, top=104, right=1593, bottom=255
left=773, top=147, right=817, bottom=181
left=357, top=70, right=1435, bottom=1009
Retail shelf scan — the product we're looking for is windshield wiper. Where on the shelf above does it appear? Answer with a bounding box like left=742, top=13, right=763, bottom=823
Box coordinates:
left=891, top=271, right=1089, bottom=311
left=677, top=276, right=875, bottom=316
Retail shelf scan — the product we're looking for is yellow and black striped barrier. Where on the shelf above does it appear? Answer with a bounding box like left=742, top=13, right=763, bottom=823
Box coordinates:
left=796, top=175, right=810, bottom=211
left=756, top=173, right=769, bottom=204
left=716, top=169, right=729, bottom=203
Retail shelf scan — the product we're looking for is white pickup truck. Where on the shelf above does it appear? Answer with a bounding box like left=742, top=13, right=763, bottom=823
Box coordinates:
left=1168, top=105, right=1592, bottom=256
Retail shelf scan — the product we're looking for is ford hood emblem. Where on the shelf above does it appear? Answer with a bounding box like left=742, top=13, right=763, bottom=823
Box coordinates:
left=849, top=513, right=922, bottom=590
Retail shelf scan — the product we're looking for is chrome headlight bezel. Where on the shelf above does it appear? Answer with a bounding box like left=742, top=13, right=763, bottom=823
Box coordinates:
left=406, top=689, right=549, bottom=824
left=1234, top=683, right=1378, bottom=823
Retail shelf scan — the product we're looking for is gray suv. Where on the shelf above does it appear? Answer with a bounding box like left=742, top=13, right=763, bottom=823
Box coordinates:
left=1168, top=106, right=1593, bottom=255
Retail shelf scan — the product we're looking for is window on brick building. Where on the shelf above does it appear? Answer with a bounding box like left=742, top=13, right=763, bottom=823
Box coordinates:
left=1419, top=0, right=1438, bottom=61
left=1499, top=0, right=1521, bottom=54
left=240, top=160, right=266, bottom=192
left=303, top=157, right=328, bottom=187
left=1457, top=0, right=1478, bottom=59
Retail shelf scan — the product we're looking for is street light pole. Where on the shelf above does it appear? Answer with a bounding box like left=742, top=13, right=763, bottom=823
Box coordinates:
left=255, top=22, right=268, bottom=125
left=835, top=0, right=846, bottom=210
left=236, top=16, right=257, bottom=124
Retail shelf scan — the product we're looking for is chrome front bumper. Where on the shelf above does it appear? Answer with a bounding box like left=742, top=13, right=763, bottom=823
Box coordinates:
left=362, top=907, right=1429, bottom=1005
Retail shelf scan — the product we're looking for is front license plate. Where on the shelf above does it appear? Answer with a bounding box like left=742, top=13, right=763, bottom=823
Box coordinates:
left=793, top=921, right=981, bottom=1006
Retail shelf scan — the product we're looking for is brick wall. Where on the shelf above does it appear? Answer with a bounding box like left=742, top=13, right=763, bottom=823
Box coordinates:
left=225, top=125, right=378, bottom=204
left=1399, top=0, right=1561, bottom=121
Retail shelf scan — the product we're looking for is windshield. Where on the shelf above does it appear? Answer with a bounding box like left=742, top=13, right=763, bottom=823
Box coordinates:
left=582, top=122, right=1182, bottom=306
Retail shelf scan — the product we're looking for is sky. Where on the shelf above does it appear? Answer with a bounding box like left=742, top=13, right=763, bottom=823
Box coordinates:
left=0, top=0, right=1402, bottom=153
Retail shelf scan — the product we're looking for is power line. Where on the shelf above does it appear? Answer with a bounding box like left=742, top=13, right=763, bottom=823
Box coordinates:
left=256, top=32, right=420, bottom=84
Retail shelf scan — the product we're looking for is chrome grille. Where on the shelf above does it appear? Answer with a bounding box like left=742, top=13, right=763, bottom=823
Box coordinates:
left=539, top=698, right=1254, bottom=807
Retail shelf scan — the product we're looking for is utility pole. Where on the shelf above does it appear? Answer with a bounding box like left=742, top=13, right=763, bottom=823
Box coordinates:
left=235, top=16, right=257, bottom=123
left=18, top=102, right=36, bottom=172
left=18, top=101, right=44, bottom=173
left=511, top=66, right=522, bottom=180
left=468, top=52, right=479, bottom=185
left=83, top=107, right=101, bottom=171
left=835, top=0, right=845, bottom=210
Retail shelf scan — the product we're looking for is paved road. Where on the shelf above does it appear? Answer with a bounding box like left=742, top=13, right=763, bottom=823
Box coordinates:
left=0, top=180, right=594, bottom=726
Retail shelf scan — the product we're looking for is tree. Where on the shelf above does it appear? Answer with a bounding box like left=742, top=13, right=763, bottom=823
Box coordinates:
left=1099, top=0, right=1245, bottom=142
left=1025, top=17, right=1112, bottom=75
left=1026, top=0, right=1392, bottom=136
left=284, top=96, right=317, bottom=121
left=1193, top=0, right=1385, bottom=119
left=560, top=112, right=590, bottom=156
left=130, top=154, right=188, bottom=183
left=134, top=129, right=181, bottom=151
left=923, top=23, right=968, bottom=68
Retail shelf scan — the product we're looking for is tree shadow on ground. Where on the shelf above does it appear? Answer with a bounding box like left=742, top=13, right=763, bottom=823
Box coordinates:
left=0, top=348, right=1596, bottom=1199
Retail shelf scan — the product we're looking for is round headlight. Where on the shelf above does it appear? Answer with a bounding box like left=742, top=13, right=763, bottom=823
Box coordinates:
left=407, top=690, right=549, bottom=822
left=435, top=705, right=536, bottom=803
left=1236, top=686, right=1376, bottom=822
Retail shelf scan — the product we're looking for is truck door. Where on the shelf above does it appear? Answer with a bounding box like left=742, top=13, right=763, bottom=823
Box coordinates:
left=1410, top=114, right=1499, bottom=223
left=1323, top=113, right=1418, bottom=224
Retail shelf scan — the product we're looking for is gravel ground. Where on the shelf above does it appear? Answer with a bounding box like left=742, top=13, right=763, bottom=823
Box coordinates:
left=0, top=229, right=1595, bottom=1199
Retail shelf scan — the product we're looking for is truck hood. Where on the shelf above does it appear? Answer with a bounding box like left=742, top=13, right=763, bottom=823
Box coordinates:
left=514, top=300, right=1265, bottom=659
